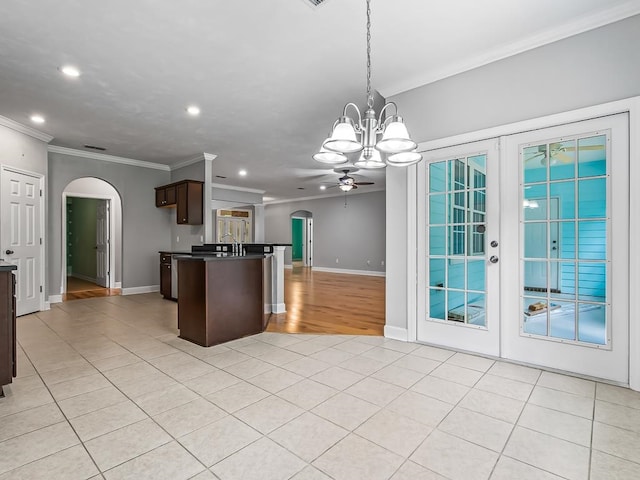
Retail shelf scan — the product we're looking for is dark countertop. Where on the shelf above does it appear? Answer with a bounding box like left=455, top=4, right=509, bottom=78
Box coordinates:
left=175, top=253, right=266, bottom=262
left=159, top=251, right=192, bottom=255
left=0, top=262, right=17, bottom=272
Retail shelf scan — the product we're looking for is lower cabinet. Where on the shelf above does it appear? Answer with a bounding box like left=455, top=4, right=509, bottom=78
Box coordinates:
left=0, top=267, right=17, bottom=396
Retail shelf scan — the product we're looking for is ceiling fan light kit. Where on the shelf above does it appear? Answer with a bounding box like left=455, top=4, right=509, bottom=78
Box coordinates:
left=313, top=0, right=422, bottom=169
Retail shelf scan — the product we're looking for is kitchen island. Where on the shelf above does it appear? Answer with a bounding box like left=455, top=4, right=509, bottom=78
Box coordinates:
left=176, top=254, right=269, bottom=347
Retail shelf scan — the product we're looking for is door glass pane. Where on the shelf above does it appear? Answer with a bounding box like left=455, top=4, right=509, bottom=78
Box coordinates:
left=520, top=132, right=609, bottom=346
left=427, top=154, right=488, bottom=327
left=578, top=304, right=606, bottom=344
left=549, top=140, right=575, bottom=181
left=578, top=221, right=606, bottom=260
left=429, top=194, right=446, bottom=224
left=550, top=181, right=575, bottom=219
left=429, top=259, right=445, bottom=287
left=523, top=144, right=547, bottom=183
left=429, top=162, right=446, bottom=192
left=578, top=179, right=606, bottom=218
left=578, top=135, right=606, bottom=178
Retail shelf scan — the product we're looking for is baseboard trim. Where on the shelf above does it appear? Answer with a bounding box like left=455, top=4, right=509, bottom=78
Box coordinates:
left=284, top=264, right=293, bottom=270
left=272, top=303, right=286, bottom=314
left=48, top=295, right=63, bottom=304
left=311, top=267, right=385, bottom=277
left=121, top=285, right=160, bottom=295
left=384, top=325, right=408, bottom=342
left=114, top=281, right=122, bottom=289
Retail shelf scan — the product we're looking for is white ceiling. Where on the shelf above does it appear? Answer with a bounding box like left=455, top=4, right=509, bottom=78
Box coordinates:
left=0, top=0, right=638, bottom=200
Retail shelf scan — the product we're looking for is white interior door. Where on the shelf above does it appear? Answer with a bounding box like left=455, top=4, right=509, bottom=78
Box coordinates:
left=1, top=167, right=42, bottom=316
left=417, top=139, right=501, bottom=356
left=501, top=113, right=629, bottom=383
left=96, top=199, right=109, bottom=287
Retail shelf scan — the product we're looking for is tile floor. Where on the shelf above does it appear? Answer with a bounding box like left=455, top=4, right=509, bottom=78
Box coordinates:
left=1, top=293, right=640, bottom=479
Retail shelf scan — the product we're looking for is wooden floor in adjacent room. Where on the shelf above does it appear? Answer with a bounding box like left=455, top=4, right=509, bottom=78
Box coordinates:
left=266, top=266, right=385, bottom=336
left=64, top=276, right=121, bottom=301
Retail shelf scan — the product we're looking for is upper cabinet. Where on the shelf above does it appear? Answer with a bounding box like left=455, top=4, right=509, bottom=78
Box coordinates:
left=155, top=180, right=203, bottom=225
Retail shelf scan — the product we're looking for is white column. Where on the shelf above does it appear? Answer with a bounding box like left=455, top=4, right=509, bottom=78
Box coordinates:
left=271, top=246, right=286, bottom=313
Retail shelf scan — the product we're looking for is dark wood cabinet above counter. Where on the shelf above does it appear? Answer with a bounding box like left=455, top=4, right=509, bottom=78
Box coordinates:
left=155, top=180, right=203, bottom=225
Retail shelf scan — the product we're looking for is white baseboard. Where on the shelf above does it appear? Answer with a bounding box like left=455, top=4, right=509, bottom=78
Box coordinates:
left=48, top=295, right=63, bottom=304
left=272, top=303, right=286, bottom=314
left=311, top=266, right=386, bottom=277
left=384, top=325, right=408, bottom=342
left=284, top=264, right=293, bottom=269
left=114, top=281, right=122, bottom=288
left=264, top=304, right=272, bottom=314
left=122, top=285, right=160, bottom=295
left=43, top=301, right=51, bottom=310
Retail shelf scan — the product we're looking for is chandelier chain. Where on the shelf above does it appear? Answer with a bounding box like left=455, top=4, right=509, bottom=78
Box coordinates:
left=366, top=0, right=373, bottom=108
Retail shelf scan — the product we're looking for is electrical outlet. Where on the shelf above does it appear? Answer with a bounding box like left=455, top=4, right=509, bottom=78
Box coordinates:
left=381, top=260, right=385, bottom=266
left=366, top=260, right=371, bottom=266
left=176, top=236, right=180, bottom=243
left=200, top=235, right=203, bottom=242
left=335, top=258, right=339, bottom=264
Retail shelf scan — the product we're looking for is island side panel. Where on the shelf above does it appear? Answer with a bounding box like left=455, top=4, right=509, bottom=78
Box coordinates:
left=207, top=258, right=264, bottom=346
left=177, top=260, right=208, bottom=346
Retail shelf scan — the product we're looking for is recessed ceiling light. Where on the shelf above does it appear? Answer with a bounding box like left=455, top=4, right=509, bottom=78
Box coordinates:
left=30, top=114, right=45, bottom=124
left=238, top=169, right=247, bottom=177
left=186, top=105, right=200, bottom=116
left=60, top=65, right=81, bottom=77
left=320, top=185, right=327, bottom=190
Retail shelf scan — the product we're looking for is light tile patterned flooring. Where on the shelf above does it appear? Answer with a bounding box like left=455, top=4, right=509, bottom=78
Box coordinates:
left=1, top=294, right=640, bottom=479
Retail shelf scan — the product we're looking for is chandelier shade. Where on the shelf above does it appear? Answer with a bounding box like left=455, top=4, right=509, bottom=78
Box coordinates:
left=339, top=183, right=354, bottom=192
left=375, top=116, right=417, bottom=153
left=387, top=150, right=423, bottom=166
left=312, top=0, right=421, bottom=169
left=312, top=144, right=349, bottom=165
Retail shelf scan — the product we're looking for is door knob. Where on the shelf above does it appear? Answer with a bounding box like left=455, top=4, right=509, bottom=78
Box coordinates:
left=490, top=240, right=499, bottom=248
left=489, top=255, right=499, bottom=264
left=5, top=250, right=14, bottom=255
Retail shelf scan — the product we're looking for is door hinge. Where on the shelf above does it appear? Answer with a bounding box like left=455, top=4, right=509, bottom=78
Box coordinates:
left=40, top=189, right=43, bottom=197
left=39, top=238, right=42, bottom=245
left=39, top=286, right=42, bottom=293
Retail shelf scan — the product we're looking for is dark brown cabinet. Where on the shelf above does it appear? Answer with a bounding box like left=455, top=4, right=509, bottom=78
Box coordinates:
left=155, top=180, right=203, bottom=225
left=1, top=265, right=17, bottom=397
left=159, top=253, right=174, bottom=300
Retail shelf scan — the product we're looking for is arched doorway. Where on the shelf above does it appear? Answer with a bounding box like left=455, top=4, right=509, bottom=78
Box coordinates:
left=290, top=210, right=313, bottom=267
left=61, top=178, right=123, bottom=299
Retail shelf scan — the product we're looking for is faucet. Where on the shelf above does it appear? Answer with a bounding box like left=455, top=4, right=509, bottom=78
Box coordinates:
left=220, top=233, right=238, bottom=254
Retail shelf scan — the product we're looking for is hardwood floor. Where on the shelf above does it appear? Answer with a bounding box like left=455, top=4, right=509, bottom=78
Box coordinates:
left=64, top=276, right=121, bottom=301
left=266, top=266, right=385, bottom=336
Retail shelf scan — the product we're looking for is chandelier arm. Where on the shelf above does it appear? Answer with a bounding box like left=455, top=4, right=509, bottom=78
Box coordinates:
left=342, top=102, right=363, bottom=129
left=376, top=102, right=399, bottom=127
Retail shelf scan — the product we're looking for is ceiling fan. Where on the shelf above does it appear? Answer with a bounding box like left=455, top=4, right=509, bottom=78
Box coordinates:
left=328, top=167, right=374, bottom=192
left=524, top=142, right=604, bottom=165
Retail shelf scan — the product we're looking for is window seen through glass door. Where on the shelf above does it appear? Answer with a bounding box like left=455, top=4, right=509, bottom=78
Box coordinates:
left=521, top=134, right=609, bottom=345
left=428, top=155, right=487, bottom=327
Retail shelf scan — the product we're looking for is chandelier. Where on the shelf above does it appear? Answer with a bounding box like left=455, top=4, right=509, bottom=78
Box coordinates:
left=313, top=0, right=422, bottom=168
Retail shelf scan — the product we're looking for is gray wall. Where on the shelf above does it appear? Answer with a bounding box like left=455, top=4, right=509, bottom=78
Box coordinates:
left=0, top=123, right=48, bottom=175
left=385, top=14, right=640, bottom=333
left=170, top=161, right=205, bottom=251
left=265, top=190, right=385, bottom=272
left=48, top=152, right=172, bottom=295
left=68, top=197, right=98, bottom=280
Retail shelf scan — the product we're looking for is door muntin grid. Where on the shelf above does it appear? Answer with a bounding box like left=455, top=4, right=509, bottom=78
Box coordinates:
left=521, top=133, right=610, bottom=347
left=428, top=154, right=487, bottom=328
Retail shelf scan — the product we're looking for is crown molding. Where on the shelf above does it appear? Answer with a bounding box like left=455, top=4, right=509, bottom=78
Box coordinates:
left=0, top=115, right=53, bottom=142
left=381, top=0, right=640, bottom=98
left=210, top=182, right=265, bottom=194
left=264, top=186, right=385, bottom=205
left=170, top=152, right=218, bottom=170
left=48, top=145, right=170, bottom=171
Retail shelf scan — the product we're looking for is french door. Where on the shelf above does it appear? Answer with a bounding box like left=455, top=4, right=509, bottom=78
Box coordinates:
left=417, top=114, right=629, bottom=383
left=501, top=114, right=629, bottom=383
left=417, top=139, right=501, bottom=356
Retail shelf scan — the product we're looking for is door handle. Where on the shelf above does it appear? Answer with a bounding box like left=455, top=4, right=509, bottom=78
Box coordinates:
left=5, top=250, right=14, bottom=255
left=489, top=255, right=499, bottom=264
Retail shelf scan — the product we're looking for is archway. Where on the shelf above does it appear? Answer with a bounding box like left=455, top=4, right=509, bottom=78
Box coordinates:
left=61, top=177, right=123, bottom=299
left=290, top=210, right=313, bottom=267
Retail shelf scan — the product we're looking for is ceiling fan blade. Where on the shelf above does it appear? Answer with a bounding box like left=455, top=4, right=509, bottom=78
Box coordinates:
left=354, top=181, right=375, bottom=186
left=524, top=152, right=545, bottom=163
left=554, top=152, right=573, bottom=163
